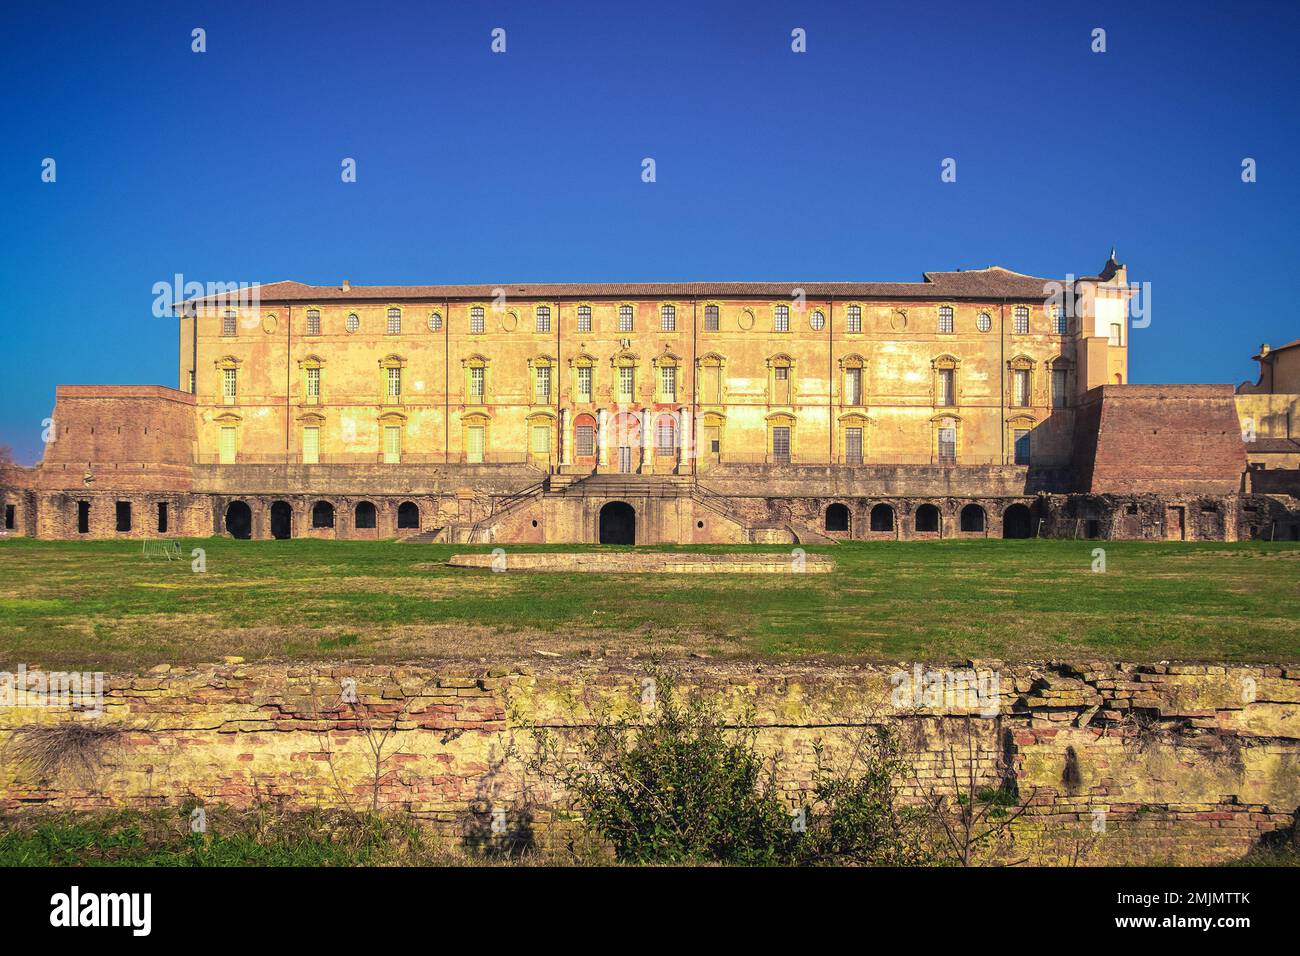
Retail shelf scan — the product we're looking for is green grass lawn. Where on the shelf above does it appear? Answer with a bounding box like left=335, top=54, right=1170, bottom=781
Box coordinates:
left=0, top=537, right=1296, bottom=670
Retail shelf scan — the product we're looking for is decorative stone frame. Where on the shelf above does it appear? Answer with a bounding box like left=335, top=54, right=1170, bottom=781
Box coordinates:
left=214, top=355, right=241, bottom=405
left=377, top=411, right=407, bottom=464
left=1046, top=354, right=1074, bottom=408
left=467, top=302, right=489, bottom=335
left=460, top=411, right=491, bottom=464
left=611, top=349, right=641, bottom=405
left=838, top=353, right=866, bottom=408
left=533, top=303, right=556, bottom=335
left=843, top=301, right=865, bottom=336
left=696, top=352, right=727, bottom=406
left=615, top=301, right=637, bottom=334
left=766, top=412, right=797, bottom=464
left=573, top=300, right=595, bottom=335
left=930, top=354, right=960, bottom=408
left=568, top=351, right=597, bottom=405
left=1006, top=414, right=1037, bottom=465
left=651, top=350, right=683, bottom=404
left=936, top=302, right=957, bottom=335
left=385, top=304, right=404, bottom=335
left=297, top=354, right=325, bottom=406
left=701, top=300, right=724, bottom=333
left=461, top=353, right=491, bottom=405
left=929, top=413, right=962, bottom=464
left=766, top=353, right=796, bottom=406
left=296, top=411, right=326, bottom=464
left=524, top=410, right=558, bottom=467
left=837, top=412, right=870, bottom=464
left=527, top=354, right=558, bottom=406
left=770, top=301, right=793, bottom=334
left=658, top=301, right=681, bottom=333
left=214, top=412, right=242, bottom=464
left=378, top=354, right=407, bottom=405
left=1007, top=354, right=1037, bottom=408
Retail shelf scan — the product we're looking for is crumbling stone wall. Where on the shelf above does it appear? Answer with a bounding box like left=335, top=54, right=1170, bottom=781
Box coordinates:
left=2, top=660, right=1295, bottom=865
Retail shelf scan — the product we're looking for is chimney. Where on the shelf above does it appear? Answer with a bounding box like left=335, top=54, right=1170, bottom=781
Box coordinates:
left=1260, top=343, right=1270, bottom=356
left=341, top=279, right=351, bottom=292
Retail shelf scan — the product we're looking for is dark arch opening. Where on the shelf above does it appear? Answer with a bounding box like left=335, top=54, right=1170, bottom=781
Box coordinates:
left=355, top=501, right=377, bottom=529
left=397, top=501, right=420, bottom=530
left=225, top=501, right=252, bottom=540
left=270, top=501, right=293, bottom=540
left=914, top=503, right=941, bottom=534
left=869, top=503, right=894, bottom=532
left=599, top=501, right=636, bottom=545
left=1002, top=503, right=1033, bottom=539
left=311, top=501, right=335, bottom=529
left=825, top=503, right=850, bottom=532
left=960, top=504, right=986, bottom=533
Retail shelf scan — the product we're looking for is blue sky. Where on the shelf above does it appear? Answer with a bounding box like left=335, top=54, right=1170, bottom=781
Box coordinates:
left=1, top=0, right=1297, bottom=463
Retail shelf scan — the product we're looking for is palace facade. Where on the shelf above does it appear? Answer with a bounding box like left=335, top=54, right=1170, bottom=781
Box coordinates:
left=3, top=253, right=1297, bottom=544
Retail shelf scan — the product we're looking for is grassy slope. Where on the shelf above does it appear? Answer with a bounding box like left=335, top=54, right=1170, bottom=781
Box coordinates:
left=0, top=537, right=1296, bottom=670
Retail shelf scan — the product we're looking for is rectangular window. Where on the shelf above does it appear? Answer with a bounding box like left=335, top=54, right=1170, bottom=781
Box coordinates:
left=618, top=367, right=634, bottom=401
left=535, top=366, right=552, bottom=403
left=387, top=308, right=401, bottom=334
left=306, top=367, right=320, bottom=398
left=223, top=310, right=236, bottom=336
left=1013, top=429, right=1031, bottom=465
left=156, top=502, right=168, bottom=533
left=937, top=368, right=954, bottom=407
left=383, top=425, right=401, bottom=463
left=938, top=427, right=956, bottom=463
left=773, top=366, right=790, bottom=404
left=222, top=368, right=237, bottom=401
left=115, top=501, right=132, bottom=533
left=619, top=305, right=634, bottom=333
left=577, top=366, right=592, bottom=401
left=536, top=306, right=551, bottom=333
left=466, top=425, right=485, bottom=464
left=1109, top=323, right=1123, bottom=346
left=1013, top=369, right=1031, bottom=407
left=77, top=501, right=90, bottom=534
left=1052, top=307, right=1067, bottom=335
left=1014, top=307, right=1029, bottom=335
left=307, top=309, right=321, bottom=335
left=661, top=366, right=676, bottom=401
left=845, top=427, right=863, bottom=465
left=938, top=306, right=954, bottom=334
left=656, top=421, right=675, bottom=455
left=575, top=425, right=595, bottom=457
left=704, top=305, right=719, bottom=331
left=387, top=367, right=402, bottom=399
left=531, top=425, right=551, bottom=455
left=219, top=426, right=237, bottom=464
left=847, top=304, right=862, bottom=334
left=661, top=304, right=676, bottom=332
left=1052, top=368, right=1068, bottom=408
left=470, top=307, right=485, bottom=334
left=774, top=304, right=789, bottom=332
left=844, top=367, right=862, bottom=405
left=577, top=305, right=591, bottom=333
left=771, top=426, right=791, bottom=464
left=302, top=426, right=320, bottom=464
left=469, top=366, right=485, bottom=400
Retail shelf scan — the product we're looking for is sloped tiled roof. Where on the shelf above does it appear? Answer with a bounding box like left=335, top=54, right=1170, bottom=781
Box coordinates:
left=178, top=266, right=1077, bottom=308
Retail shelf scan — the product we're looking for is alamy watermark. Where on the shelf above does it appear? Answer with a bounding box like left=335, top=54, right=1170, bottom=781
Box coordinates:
left=890, top=664, right=1001, bottom=717
left=0, top=664, right=105, bottom=716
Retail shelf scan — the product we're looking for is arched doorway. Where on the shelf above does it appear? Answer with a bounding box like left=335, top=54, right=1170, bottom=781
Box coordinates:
left=869, top=503, right=894, bottom=532
left=825, top=503, right=850, bottom=532
left=599, top=501, right=636, bottom=545
left=1002, top=503, right=1033, bottom=539
left=355, top=501, right=377, bottom=529
left=915, top=503, right=941, bottom=534
left=397, top=501, right=420, bottom=530
left=270, top=501, right=293, bottom=539
left=960, top=504, right=986, bottom=533
left=225, top=501, right=252, bottom=540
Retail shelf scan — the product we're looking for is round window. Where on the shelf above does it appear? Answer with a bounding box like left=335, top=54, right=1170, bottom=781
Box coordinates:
left=346, top=313, right=359, bottom=333
left=429, top=312, right=442, bottom=332
left=977, top=313, right=991, bottom=333
left=810, top=311, right=825, bottom=331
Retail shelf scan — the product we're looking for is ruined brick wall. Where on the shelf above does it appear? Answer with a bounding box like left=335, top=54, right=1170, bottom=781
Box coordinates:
left=39, top=386, right=196, bottom=493
left=1074, top=385, right=1248, bottom=495
left=2, top=660, right=1295, bottom=865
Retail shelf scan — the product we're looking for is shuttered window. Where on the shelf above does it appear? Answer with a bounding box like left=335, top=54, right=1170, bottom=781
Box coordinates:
left=772, top=426, right=791, bottom=464
left=219, top=426, right=237, bottom=464
left=302, top=426, right=319, bottom=464
left=845, top=427, right=863, bottom=465
left=1013, top=369, right=1031, bottom=407
left=938, top=426, right=957, bottom=463
left=466, top=426, right=485, bottom=464
left=383, top=426, right=401, bottom=463
left=844, top=367, right=862, bottom=405
left=575, top=425, right=595, bottom=457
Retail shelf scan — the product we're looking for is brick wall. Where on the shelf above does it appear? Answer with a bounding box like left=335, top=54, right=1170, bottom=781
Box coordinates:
left=2, top=660, right=1295, bottom=865
left=1075, top=384, right=1248, bottom=494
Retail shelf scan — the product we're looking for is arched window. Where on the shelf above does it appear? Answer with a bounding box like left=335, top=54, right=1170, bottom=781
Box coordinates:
left=825, top=503, right=850, bottom=532
left=869, top=503, right=894, bottom=532
left=397, top=501, right=420, bottom=530
left=355, top=501, right=377, bottom=529
left=960, top=504, right=986, bottom=532
left=428, top=311, right=442, bottom=332
left=311, top=501, right=335, bottom=528
left=915, top=503, right=941, bottom=533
